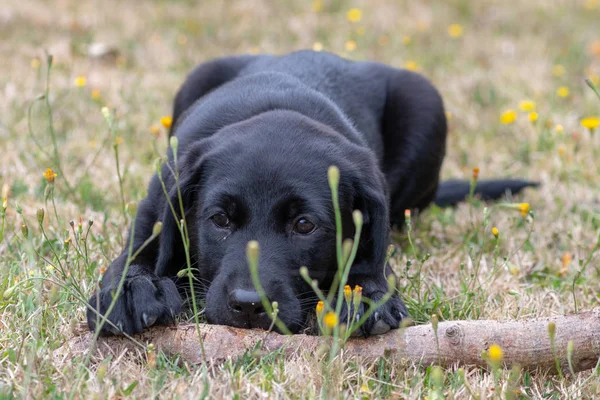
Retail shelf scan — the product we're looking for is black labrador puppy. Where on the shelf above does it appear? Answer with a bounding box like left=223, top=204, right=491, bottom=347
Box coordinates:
left=87, top=50, right=535, bottom=336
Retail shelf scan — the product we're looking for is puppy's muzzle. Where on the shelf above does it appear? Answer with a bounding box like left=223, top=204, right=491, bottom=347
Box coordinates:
left=228, top=289, right=267, bottom=320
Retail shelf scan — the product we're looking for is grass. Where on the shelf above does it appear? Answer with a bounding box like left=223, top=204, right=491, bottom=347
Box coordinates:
left=1, top=0, right=600, bottom=397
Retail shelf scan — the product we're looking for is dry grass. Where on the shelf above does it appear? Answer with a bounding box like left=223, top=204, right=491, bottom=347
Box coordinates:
left=1, top=0, right=600, bottom=398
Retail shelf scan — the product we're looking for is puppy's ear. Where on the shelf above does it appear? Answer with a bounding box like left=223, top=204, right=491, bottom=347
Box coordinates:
left=155, top=141, right=210, bottom=277
left=351, top=165, right=391, bottom=277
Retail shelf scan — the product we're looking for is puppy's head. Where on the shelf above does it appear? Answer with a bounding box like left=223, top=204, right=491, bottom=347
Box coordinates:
left=158, top=110, right=389, bottom=333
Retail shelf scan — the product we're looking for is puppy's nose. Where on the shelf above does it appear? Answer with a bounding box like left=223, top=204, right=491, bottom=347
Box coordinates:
left=228, top=289, right=266, bottom=317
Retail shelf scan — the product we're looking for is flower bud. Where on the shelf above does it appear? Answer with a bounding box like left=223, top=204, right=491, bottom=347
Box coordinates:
left=176, top=269, right=190, bottom=278
left=316, top=300, right=324, bottom=318
left=343, top=285, right=352, bottom=305
left=169, top=136, right=179, bottom=152
left=342, top=239, right=353, bottom=264
left=3, top=286, right=15, bottom=300
left=299, top=266, right=309, bottom=280
left=152, top=221, right=163, bottom=237
left=37, top=208, right=45, bottom=224
left=126, top=202, right=138, bottom=217
left=352, top=210, right=363, bottom=228
left=327, top=165, right=340, bottom=190
left=246, top=240, right=259, bottom=267
left=352, top=285, right=362, bottom=306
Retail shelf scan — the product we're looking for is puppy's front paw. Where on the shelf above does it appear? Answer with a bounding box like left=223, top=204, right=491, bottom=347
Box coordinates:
left=338, top=287, right=408, bottom=337
left=86, top=266, right=182, bottom=335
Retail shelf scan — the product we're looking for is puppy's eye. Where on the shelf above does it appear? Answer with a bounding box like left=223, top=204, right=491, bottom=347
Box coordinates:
left=211, top=212, right=230, bottom=228
left=293, top=218, right=316, bottom=235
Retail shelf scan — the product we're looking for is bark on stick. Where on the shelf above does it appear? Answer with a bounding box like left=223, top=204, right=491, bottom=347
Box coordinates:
left=57, top=309, right=600, bottom=374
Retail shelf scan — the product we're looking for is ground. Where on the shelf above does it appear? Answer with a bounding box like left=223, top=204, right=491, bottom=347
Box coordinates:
left=1, top=0, right=600, bottom=398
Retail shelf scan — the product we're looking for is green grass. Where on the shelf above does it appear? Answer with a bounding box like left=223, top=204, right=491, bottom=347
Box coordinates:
left=2, top=0, right=600, bottom=398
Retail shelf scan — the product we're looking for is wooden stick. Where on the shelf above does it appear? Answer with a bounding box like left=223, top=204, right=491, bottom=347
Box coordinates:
left=57, top=309, right=600, bottom=374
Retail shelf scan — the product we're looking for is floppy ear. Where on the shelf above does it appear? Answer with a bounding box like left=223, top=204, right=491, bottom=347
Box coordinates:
left=155, top=141, right=209, bottom=277
left=351, top=164, right=391, bottom=278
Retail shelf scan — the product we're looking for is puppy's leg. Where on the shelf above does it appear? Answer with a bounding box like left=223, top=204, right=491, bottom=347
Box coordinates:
left=376, top=66, right=448, bottom=225
left=87, top=177, right=182, bottom=335
left=341, top=66, right=447, bottom=335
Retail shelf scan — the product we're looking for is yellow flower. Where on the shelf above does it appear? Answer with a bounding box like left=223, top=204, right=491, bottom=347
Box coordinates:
left=2, top=198, right=7, bottom=211
left=488, top=344, right=503, bottom=362
left=584, top=0, right=599, bottom=10
left=500, top=110, right=517, bottom=125
left=529, top=112, right=538, bottom=123
left=581, top=117, right=600, bottom=130
left=558, top=146, right=566, bottom=157
left=552, top=64, right=566, bottom=77
left=312, top=42, right=324, bottom=52
left=519, top=203, right=530, bottom=217
left=160, top=116, right=173, bottom=129
left=45, top=264, right=55, bottom=273
left=556, top=86, right=569, bottom=98
left=492, top=227, right=499, bottom=238
left=74, top=76, right=87, bottom=87
left=150, top=125, right=161, bottom=136
left=559, top=252, right=571, bottom=277
left=590, top=74, right=600, bottom=86
left=445, top=111, right=452, bottom=120
left=555, top=124, right=564, bottom=133
left=404, top=61, right=419, bottom=71
left=311, top=0, right=323, bottom=12
left=352, top=285, right=362, bottom=306
left=345, top=40, right=357, bottom=52
left=346, top=8, right=362, bottom=23
left=323, top=312, right=338, bottom=328
left=91, top=89, right=101, bottom=100
left=31, top=58, right=41, bottom=69
left=472, top=167, right=480, bottom=180
left=344, top=285, right=352, bottom=304
left=518, top=100, right=536, bottom=112
left=447, top=24, right=463, bottom=38
left=43, top=168, right=57, bottom=183
left=562, top=252, right=572, bottom=268
left=114, top=136, right=124, bottom=145
left=402, top=35, right=411, bottom=45
left=316, top=301, right=324, bottom=317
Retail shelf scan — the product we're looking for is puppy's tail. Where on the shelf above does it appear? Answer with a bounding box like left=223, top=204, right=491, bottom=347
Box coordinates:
left=434, top=179, right=539, bottom=207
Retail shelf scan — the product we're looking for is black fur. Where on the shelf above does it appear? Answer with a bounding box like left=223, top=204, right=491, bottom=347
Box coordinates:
left=87, top=51, right=536, bottom=336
